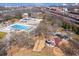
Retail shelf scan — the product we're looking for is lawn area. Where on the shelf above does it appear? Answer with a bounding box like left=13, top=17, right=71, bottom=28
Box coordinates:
left=0, top=32, right=7, bottom=39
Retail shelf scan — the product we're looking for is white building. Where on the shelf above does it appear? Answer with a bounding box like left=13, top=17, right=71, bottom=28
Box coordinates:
left=63, top=8, right=68, bottom=12
left=20, top=13, right=29, bottom=22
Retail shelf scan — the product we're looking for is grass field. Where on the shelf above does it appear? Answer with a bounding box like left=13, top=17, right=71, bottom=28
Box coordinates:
left=0, top=32, right=7, bottom=39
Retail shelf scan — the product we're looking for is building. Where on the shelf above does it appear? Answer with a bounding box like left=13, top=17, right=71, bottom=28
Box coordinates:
left=31, top=12, right=43, bottom=19
left=20, top=13, right=29, bottom=22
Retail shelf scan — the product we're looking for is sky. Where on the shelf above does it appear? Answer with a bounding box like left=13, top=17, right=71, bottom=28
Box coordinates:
left=0, top=3, right=64, bottom=7
left=0, top=3, right=78, bottom=7
left=0, top=0, right=79, bottom=3
left=0, top=0, right=79, bottom=7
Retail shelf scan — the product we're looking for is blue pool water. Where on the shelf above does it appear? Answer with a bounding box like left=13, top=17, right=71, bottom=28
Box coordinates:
left=11, top=24, right=30, bottom=30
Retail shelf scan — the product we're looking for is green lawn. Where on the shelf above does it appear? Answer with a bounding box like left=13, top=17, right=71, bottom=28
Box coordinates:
left=0, top=32, right=7, bottom=39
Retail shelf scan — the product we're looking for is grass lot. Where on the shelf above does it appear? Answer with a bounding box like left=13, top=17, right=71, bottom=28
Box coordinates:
left=0, top=32, right=7, bottom=39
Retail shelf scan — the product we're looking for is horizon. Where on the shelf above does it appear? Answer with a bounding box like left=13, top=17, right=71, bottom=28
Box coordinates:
left=0, top=3, right=77, bottom=7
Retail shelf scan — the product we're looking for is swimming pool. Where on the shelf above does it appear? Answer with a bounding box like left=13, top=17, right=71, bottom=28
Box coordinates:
left=11, top=23, right=31, bottom=31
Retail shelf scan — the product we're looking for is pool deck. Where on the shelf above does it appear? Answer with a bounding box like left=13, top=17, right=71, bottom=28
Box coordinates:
left=0, top=18, right=43, bottom=33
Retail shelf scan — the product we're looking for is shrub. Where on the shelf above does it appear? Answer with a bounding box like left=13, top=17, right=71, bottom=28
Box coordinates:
left=62, top=22, right=79, bottom=35
left=4, top=16, right=14, bottom=21
left=14, top=15, right=22, bottom=19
